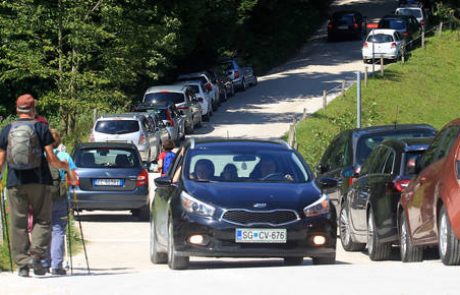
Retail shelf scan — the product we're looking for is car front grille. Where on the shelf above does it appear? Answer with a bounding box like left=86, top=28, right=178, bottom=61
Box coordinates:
left=221, top=210, right=299, bottom=226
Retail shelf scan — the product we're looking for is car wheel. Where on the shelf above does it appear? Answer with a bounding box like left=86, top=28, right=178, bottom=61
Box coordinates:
left=185, top=122, right=194, bottom=135
left=283, top=257, right=303, bottom=266
left=367, top=209, right=391, bottom=261
left=196, top=116, right=202, bottom=128
left=438, top=206, right=460, bottom=265
left=231, top=84, right=235, bottom=96
left=340, top=200, right=366, bottom=251
left=312, top=255, right=336, bottom=265
left=203, top=113, right=210, bottom=122
left=241, top=79, right=247, bottom=91
left=168, top=221, right=189, bottom=270
left=399, top=211, right=423, bottom=262
left=150, top=214, right=167, bottom=264
left=132, top=205, right=150, bottom=222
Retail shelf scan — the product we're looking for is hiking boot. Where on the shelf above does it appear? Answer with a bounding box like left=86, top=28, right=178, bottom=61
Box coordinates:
left=18, top=266, right=29, bottom=278
left=51, top=268, right=67, bottom=276
left=30, top=258, right=47, bottom=276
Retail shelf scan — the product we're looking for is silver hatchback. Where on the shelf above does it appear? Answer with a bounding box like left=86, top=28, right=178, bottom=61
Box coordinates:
left=90, top=113, right=161, bottom=163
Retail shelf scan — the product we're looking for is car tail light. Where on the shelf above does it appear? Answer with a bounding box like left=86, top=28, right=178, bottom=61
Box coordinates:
left=420, top=20, right=425, bottom=27
left=354, top=22, right=359, bottom=29
left=138, top=133, right=146, bottom=145
left=205, top=83, right=212, bottom=91
left=136, top=169, right=149, bottom=187
left=234, top=71, right=240, bottom=79
left=67, top=171, right=80, bottom=187
left=89, top=133, right=95, bottom=142
left=391, top=42, right=397, bottom=48
left=363, top=42, right=368, bottom=48
left=368, top=23, right=379, bottom=29
left=166, top=111, right=175, bottom=127
left=394, top=179, right=411, bottom=192
left=403, top=32, right=409, bottom=38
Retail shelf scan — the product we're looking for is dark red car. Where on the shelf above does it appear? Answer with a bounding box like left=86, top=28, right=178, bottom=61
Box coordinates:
left=327, top=10, right=366, bottom=41
left=399, top=118, right=460, bottom=265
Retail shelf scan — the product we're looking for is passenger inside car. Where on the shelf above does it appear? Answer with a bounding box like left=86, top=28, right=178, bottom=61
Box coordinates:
left=194, top=159, right=215, bottom=181
left=250, top=158, right=278, bottom=179
left=221, top=164, right=238, bottom=181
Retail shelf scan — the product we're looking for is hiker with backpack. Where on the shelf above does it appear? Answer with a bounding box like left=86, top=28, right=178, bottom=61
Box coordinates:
left=0, top=94, right=70, bottom=277
left=41, top=128, right=76, bottom=275
left=157, top=140, right=175, bottom=176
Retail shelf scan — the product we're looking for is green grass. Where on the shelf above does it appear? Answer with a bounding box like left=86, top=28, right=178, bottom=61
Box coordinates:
left=296, top=31, right=460, bottom=166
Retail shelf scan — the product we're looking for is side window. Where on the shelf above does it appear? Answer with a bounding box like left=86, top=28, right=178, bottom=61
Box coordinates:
left=421, top=127, right=455, bottom=168
left=383, top=149, right=395, bottom=174
left=320, top=136, right=339, bottom=171
left=167, top=147, right=183, bottom=177
left=370, top=147, right=390, bottom=174
left=142, top=118, right=151, bottom=132
left=322, top=133, right=348, bottom=171
left=435, top=127, right=460, bottom=161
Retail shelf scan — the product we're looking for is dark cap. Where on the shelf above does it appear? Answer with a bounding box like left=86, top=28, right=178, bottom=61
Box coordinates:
left=16, top=94, right=35, bottom=113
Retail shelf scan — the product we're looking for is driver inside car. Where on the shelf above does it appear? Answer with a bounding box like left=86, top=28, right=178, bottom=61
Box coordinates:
left=250, top=158, right=278, bottom=180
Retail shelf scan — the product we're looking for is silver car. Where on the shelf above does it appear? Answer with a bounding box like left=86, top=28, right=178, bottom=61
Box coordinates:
left=89, top=113, right=161, bottom=163
left=143, top=85, right=202, bottom=134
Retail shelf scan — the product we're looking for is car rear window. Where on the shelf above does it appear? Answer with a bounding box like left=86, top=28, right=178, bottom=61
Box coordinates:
left=396, top=9, right=422, bottom=18
left=380, top=19, right=407, bottom=30
left=333, top=14, right=354, bottom=24
left=75, top=148, right=140, bottom=168
left=178, top=76, right=208, bottom=85
left=144, top=92, right=185, bottom=104
left=367, top=34, right=394, bottom=43
left=356, top=129, right=436, bottom=164
left=95, top=120, right=139, bottom=134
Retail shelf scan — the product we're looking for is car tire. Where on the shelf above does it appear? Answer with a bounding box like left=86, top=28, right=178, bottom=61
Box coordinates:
left=438, top=206, right=460, bottom=265
left=185, top=122, right=194, bottom=135
left=231, top=84, right=235, bottom=96
left=132, top=205, right=150, bottom=222
left=203, top=113, right=210, bottom=122
left=340, top=200, right=366, bottom=251
left=367, top=209, right=391, bottom=261
left=196, top=116, right=202, bottom=128
left=312, top=255, right=336, bottom=265
left=150, top=214, right=167, bottom=264
left=399, top=211, right=423, bottom=262
left=168, top=221, right=189, bottom=270
left=241, top=79, right=247, bottom=91
left=283, top=257, right=303, bottom=266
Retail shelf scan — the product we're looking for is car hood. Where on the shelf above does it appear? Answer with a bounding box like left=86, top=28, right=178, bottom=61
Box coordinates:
left=183, top=181, right=322, bottom=210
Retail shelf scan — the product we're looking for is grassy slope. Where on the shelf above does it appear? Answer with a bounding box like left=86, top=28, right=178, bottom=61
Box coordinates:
left=296, top=31, right=460, bottom=166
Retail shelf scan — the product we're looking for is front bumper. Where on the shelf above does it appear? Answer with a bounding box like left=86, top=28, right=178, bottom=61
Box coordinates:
left=70, top=187, right=149, bottom=211
left=172, top=214, right=337, bottom=258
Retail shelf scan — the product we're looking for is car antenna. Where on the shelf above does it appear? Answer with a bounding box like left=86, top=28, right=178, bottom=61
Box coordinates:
left=393, top=106, right=399, bottom=128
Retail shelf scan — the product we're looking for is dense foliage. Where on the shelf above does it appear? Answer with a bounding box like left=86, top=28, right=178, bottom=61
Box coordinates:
left=0, top=0, right=330, bottom=141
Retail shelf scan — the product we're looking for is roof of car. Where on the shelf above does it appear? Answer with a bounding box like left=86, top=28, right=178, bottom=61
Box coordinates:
left=145, top=85, right=188, bottom=94
left=380, top=137, right=433, bottom=152
left=97, top=113, right=145, bottom=120
left=351, top=124, right=436, bottom=137
left=175, top=80, right=203, bottom=86
left=177, top=72, right=208, bottom=79
left=134, top=101, right=173, bottom=111
left=74, top=142, right=138, bottom=150
left=368, top=29, right=399, bottom=35
left=332, top=10, right=361, bottom=16
left=184, top=138, right=292, bottom=150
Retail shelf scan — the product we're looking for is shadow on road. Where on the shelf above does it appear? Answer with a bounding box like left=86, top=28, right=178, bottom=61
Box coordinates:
left=75, top=212, right=147, bottom=223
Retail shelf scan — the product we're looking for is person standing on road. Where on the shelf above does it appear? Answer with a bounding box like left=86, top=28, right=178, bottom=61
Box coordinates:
left=0, top=94, right=69, bottom=277
left=42, top=128, right=76, bottom=276
left=157, top=140, right=176, bottom=176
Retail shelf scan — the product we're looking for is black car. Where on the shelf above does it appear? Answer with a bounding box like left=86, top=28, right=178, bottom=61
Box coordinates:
left=151, top=139, right=338, bottom=269
left=340, top=138, right=432, bottom=260
left=378, top=14, right=421, bottom=45
left=316, top=124, right=437, bottom=217
left=327, top=10, right=366, bottom=41
left=70, top=142, right=150, bottom=220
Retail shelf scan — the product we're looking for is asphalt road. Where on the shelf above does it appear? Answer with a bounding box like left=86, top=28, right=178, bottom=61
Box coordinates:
left=4, top=1, right=460, bottom=294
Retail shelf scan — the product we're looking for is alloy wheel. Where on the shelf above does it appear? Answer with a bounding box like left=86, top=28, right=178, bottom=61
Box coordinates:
left=439, top=210, right=448, bottom=258
left=367, top=212, right=374, bottom=255
left=400, top=214, right=408, bottom=258
left=340, top=206, right=351, bottom=245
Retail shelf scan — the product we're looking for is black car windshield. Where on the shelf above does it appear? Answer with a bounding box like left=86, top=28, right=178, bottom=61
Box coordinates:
left=397, top=9, right=422, bottom=18
left=95, top=120, right=139, bottom=134
left=380, top=19, right=407, bottom=30
left=75, top=148, right=139, bottom=168
left=185, top=149, right=310, bottom=183
left=367, top=34, right=394, bottom=43
left=144, top=92, right=185, bottom=104
left=356, top=129, right=435, bottom=164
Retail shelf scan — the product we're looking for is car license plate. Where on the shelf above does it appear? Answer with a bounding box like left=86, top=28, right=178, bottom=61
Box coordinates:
left=338, top=25, right=348, bottom=30
left=93, top=179, right=123, bottom=186
left=235, top=228, right=287, bottom=243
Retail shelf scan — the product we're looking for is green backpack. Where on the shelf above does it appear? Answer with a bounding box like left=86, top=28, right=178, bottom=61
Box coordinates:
left=49, top=153, right=67, bottom=201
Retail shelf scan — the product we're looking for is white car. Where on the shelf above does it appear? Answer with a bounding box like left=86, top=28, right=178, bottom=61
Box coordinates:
left=177, top=72, right=220, bottom=111
left=175, top=80, right=213, bottom=121
left=395, top=6, right=427, bottom=29
left=362, top=29, right=406, bottom=63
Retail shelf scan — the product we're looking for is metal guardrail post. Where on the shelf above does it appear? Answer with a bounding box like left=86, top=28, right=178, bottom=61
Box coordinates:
left=364, top=67, right=368, bottom=87
left=356, top=72, right=361, bottom=128
left=422, top=29, right=425, bottom=49
left=380, top=57, right=384, bottom=77
left=438, top=22, right=443, bottom=36
left=322, top=90, right=327, bottom=109
left=341, top=80, right=346, bottom=96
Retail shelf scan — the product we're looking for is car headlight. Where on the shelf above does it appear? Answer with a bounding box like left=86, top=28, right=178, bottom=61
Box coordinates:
left=181, top=191, right=215, bottom=217
left=303, top=194, right=330, bottom=217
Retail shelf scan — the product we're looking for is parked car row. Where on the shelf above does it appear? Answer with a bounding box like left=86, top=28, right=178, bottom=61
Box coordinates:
left=317, top=117, right=460, bottom=266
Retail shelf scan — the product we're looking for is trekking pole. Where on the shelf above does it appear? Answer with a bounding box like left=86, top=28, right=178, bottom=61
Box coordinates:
left=65, top=190, right=73, bottom=274
left=71, top=185, right=90, bottom=274
left=0, top=183, right=14, bottom=273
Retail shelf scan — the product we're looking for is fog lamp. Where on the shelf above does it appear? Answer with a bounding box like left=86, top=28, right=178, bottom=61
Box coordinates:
left=312, top=235, right=326, bottom=246
left=188, top=234, right=206, bottom=245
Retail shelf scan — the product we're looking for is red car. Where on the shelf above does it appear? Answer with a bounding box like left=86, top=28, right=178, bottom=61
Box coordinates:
left=399, top=118, right=460, bottom=265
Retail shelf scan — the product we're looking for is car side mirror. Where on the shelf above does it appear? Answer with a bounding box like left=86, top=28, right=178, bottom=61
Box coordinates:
left=316, top=164, right=328, bottom=174
left=154, top=176, right=172, bottom=187
left=317, top=177, right=338, bottom=189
